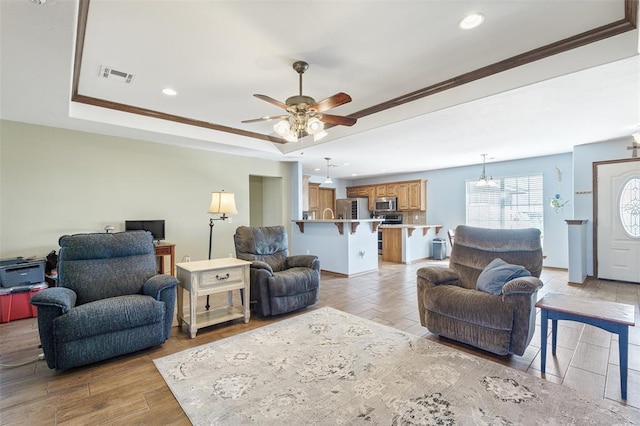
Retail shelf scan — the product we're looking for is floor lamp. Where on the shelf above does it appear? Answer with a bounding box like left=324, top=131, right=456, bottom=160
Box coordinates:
left=206, top=190, right=238, bottom=309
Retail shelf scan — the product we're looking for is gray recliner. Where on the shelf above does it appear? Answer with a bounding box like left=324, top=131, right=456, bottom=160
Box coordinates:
left=417, top=225, right=544, bottom=356
left=31, top=231, right=178, bottom=370
left=234, top=225, right=320, bottom=316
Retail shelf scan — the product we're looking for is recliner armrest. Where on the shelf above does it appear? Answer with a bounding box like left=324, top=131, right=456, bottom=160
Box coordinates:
left=416, top=266, right=461, bottom=286
left=250, top=261, right=274, bottom=275
left=30, top=287, right=77, bottom=314
left=502, top=276, right=543, bottom=296
left=143, top=274, right=179, bottom=299
left=286, top=255, right=320, bottom=270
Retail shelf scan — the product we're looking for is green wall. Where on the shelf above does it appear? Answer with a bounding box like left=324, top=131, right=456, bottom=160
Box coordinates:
left=0, top=120, right=292, bottom=262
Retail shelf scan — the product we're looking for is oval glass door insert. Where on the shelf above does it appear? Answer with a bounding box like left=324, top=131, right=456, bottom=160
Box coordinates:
left=619, top=176, right=640, bottom=238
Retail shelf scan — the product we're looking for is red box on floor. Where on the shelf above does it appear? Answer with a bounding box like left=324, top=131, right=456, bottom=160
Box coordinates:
left=0, top=284, right=47, bottom=323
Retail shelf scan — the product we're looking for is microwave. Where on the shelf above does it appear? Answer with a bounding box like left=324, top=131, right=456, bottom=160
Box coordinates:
left=374, top=197, right=397, bottom=212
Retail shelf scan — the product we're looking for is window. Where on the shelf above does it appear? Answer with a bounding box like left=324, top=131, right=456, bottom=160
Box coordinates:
left=466, top=174, right=544, bottom=234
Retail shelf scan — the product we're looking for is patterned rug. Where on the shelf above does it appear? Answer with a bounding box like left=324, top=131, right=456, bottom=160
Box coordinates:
left=154, top=307, right=639, bottom=425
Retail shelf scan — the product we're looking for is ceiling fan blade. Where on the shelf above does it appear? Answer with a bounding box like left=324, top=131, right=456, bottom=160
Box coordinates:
left=319, top=113, right=357, bottom=127
left=310, top=92, right=352, bottom=112
left=242, top=115, right=289, bottom=124
left=254, top=94, right=289, bottom=110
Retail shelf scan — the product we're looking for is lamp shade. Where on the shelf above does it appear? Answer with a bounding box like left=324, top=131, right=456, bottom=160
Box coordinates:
left=208, top=191, right=238, bottom=215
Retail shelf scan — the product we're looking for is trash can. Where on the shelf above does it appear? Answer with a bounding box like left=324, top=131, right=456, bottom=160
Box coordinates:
left=432, top=238, right=447, bottom=260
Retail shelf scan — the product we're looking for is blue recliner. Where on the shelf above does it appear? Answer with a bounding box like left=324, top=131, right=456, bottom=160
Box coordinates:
left=234, top=226, right=320, bottom=316
left=31, top=231, right=178, bottom=370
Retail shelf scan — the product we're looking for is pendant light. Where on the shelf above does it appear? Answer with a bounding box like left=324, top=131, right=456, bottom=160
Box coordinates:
left=323, top=157, right=333, bottom=184
left=477, top=154, right=497, bottom=187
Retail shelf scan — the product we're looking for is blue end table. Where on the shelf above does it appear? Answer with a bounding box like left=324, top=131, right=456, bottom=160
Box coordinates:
left=536, top=293, right=635, bottom=400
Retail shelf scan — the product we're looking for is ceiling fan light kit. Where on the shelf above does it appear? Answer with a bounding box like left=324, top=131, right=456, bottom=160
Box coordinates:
left=242, top=61, right=356, bottom=143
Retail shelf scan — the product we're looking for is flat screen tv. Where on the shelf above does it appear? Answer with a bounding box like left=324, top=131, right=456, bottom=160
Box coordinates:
left=125, top=220, right=165, bottom=242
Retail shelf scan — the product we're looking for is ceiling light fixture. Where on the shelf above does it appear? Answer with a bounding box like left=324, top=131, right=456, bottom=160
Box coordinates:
left=324, top=157, right=333, bottom=184
left=459, top=13, right=485, bottom=30
left=162, top=88, right=177, bottom=96
left=273, top=114, right=328, bottom=143
left=477, top=154, right=498, bottom=187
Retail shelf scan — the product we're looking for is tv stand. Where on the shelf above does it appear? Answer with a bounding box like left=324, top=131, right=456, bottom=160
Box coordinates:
left=154, top=242, right=175, bottom=276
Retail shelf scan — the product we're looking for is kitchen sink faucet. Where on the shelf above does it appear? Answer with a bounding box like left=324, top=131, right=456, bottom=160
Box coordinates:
left=322, top=208, right=335, bottom=219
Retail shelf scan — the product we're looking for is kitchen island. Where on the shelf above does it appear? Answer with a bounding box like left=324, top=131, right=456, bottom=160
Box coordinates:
left=380, top=224, right=443, bottom=264
left=291, top=219, right=383, bottom=276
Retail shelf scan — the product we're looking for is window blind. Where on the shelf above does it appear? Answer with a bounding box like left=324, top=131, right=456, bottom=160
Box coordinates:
left=466, top=174, right=544, bottom=234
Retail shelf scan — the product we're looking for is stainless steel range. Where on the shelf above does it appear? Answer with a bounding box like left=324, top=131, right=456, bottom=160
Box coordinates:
left=378, top=214, right=403, bottom=254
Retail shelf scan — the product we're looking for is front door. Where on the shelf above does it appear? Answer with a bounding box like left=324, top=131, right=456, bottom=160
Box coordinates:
left=595, top=159, right=640, bottom=283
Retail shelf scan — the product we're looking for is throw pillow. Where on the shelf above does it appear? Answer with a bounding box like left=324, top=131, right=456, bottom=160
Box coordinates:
left=476, top=258, right=532, bottom=295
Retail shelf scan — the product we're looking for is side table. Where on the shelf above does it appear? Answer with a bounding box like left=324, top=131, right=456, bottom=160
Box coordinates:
left=536, top=293, right=635, bottom=400
left=154, top=242, right=176, bottom=276
left=176, top=258, right=251, bottom=338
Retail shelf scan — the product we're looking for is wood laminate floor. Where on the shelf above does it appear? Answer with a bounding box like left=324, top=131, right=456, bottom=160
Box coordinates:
left=1, top=259, right=639, bottom=424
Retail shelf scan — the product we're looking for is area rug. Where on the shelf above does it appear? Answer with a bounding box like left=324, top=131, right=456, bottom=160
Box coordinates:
left=154, top=307, right=639, bottom=425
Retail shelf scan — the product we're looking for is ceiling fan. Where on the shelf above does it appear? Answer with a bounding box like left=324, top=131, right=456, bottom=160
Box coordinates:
left=242, top=61, right=357, bottom=143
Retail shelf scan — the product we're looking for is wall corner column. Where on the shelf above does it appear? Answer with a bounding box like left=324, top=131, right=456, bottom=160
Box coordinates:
left=566, top=219, right=588, bottom=286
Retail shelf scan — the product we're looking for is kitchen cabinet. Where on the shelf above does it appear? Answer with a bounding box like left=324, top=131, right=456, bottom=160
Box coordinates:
left=309, top=183, right=320, bottom=215
left=396, top=183, right=409, bottom=210
left=346, top=185, right=375, bottom=211
left=408, top=181, right=426, bottom=210
left=379, top=224, right=442, bottom=264
left=346, top=179, right=427, bottom=212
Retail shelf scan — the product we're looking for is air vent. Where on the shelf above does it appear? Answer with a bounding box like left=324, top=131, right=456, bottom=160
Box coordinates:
left=99, top=66, right=134, bottom=84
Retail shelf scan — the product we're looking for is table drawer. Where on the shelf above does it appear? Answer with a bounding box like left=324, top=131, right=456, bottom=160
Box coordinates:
left=199, top=267, right=243, bottom=288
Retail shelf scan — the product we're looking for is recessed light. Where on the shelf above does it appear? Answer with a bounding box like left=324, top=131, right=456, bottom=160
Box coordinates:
left=351, top=173, right=358, bottom=177
left=459, top=13, right=485, bottom=30
left=162, top=88, right=177, bottom=96
left=313, top=168, right=321, bottom=172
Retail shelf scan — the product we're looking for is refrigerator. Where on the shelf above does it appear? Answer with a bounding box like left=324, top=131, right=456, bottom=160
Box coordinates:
left=336, top=198, right=371, bottom=220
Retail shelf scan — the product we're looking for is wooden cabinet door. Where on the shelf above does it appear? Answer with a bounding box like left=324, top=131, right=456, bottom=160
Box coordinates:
left=381, top=228, right=403, bottom=263
left=356, top=186, right=370, bottom=197
left=309, top=183, right=320, bottom=212
left=408, top=181, right=422, bottom=210
left=346, top=187, right=358, bottom=198
left=367, top=187, right=376, bottom=212
left=386, top=184, right=398, bottom=196
left=397, top=184, right=409, bottom=210
left=375, top=185, right=387, bottom=197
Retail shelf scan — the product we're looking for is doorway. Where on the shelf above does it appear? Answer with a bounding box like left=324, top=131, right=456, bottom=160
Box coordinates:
left=249, top=175, right=283, bottom=227
left=594, top=158, right=640, bottom=283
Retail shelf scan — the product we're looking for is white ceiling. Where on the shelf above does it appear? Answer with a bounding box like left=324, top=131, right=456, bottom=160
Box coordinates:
left=1, top=0, right=639, bottom=179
